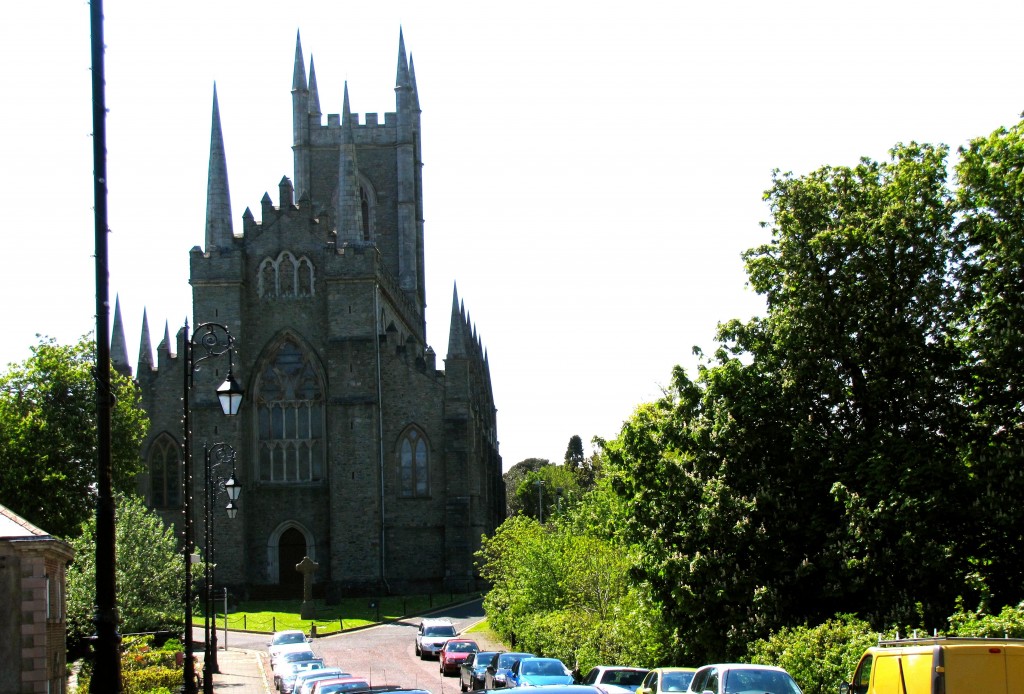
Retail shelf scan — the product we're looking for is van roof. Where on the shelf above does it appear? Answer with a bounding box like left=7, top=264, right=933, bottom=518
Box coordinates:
left=876, top=637, right=1024, bottom=647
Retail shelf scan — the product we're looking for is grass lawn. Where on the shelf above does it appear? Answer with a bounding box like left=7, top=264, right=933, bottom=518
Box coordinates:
left=202, top=592, right=481, bottom=635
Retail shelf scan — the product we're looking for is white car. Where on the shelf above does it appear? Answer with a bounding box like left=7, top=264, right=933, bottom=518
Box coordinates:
left=684, top=663, right=802, bottom=694
left=581, top=666, right=650, bottom=694
left=415, top=617, right=458, bottom=659
left=268, top=629, right=311, bottom=659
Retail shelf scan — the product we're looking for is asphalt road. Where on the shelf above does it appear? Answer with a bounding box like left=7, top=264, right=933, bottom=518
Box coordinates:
left=199, top=598, right=491, bottom=693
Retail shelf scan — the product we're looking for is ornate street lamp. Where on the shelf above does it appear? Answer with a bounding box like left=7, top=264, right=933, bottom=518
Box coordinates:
left=182, top=321, right=242, bottom=694
left=202, top=442, right=241, bottom=693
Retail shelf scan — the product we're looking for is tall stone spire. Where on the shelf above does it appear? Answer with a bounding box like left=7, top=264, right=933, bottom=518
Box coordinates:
left=138, top=309, right=154, bottom=372
left=308, top=56, right=321, bottom=119
left=110, top=296, right=131, bottom=378
left=205, top=84, right=234, bottom=251
left=396, top=28, right=412, bottom=92
left=292, top=30, right=311, bottom=199
left=409, top=55, right=420, bottom=111
left=291, top=30, right=307, bottom=92
left=395, top=29, right=418, bottom=297
left=336, top=82, right=363, bottom=242
left=158, top=320, right=174, bottom=359
left=447, top=284, right=467, bottom=358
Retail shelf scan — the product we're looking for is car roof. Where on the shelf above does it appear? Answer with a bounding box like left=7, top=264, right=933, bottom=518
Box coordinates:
left=697, top=663, right=787, bottom=671
left=295, top=668, right=348, bottom=681
left=651, top=667, right=698, bottom=673
left=512, top=687, right=601, bottom=694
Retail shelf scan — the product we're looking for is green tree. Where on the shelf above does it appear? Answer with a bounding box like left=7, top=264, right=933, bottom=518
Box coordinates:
left=66, top=494, right=184, bottom=649
left=564, top=435, right=584, bottom=468
left=478, top=512, right=670, bottom=671
left=953, top=119, right=1024, bottom=608
left=0, top=335, right=148, bottom=538
left=503, top=458, right=550, bottom=517
left=515, top=464, right=578, bottom=522
left=606, top=142, right=973, bottom=662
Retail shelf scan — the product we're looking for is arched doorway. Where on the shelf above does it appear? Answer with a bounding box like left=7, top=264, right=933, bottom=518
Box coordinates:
left=278, top=527, right=307, bottom=593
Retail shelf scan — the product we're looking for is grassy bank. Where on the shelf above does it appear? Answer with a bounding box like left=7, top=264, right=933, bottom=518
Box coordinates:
left=201, top=592, right=481, bottom=635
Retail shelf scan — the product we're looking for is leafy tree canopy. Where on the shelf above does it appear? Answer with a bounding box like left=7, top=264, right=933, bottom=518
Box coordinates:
left=0, top=335, right=148, bottom=538
left=66, top=493, right=184, bottom=649
left=603, top=139, right=1012, bottom=661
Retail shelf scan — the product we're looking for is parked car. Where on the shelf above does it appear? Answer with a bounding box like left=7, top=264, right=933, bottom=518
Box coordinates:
left=461, top=650, right=499, bottom=691
left=500, top=687, right=600, bottom=694
left=485, top=652, right=535, bottom=689
left=272, top=648, right=316, bottom=670
left=440, top=638, right=480, bottom=675
left=581, top=667, right=650, bottom=694
left=508, top=657, right=574, bottom=687
left=309, top=677, right=370, bottom=694
left=291, top=668, right=351, bottom=694
left=415, top=617, right=458, bottom=659
left=684, top=664, right=802, bottom=694
left=268, top=629, right=311, bottom=658
left=276, top=658, right=325, bottom=691
left=636, top=667, right=698, bottom=694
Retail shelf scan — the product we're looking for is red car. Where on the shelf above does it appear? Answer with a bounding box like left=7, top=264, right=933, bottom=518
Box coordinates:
left=440, top=639, right=480, bottom=676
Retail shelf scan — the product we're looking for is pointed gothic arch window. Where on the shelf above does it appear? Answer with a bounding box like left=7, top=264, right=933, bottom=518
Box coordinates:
left=256, top=338, right=325, bottom=483
left=279, top=252, right=296, bottom=296
left=258, top=251, right=316, bottom=300
left=398, top=427, right=429, bottom=498
left=149, top=434, right=181, bottom=508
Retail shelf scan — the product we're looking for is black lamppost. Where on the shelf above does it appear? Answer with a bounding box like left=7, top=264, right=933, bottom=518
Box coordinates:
left=202, top=442, right=241, bottom=694
left=182, top=321, right=243, bottom=694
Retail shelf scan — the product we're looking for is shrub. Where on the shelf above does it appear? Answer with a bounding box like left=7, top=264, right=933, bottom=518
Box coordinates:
left=947, top=599, right=1024, bottom=637
left=744, top=614, right=876, bottom=694
left=75, top=635, right=185, bottom=693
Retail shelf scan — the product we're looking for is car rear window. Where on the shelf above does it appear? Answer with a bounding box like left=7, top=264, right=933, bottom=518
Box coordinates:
left=425, top=626, right=457, bottom=636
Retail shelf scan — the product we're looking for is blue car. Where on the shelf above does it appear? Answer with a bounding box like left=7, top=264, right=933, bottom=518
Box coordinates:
left=486, top=652, right=535, bottom=689
left=507, top=658, right=575, bottom=687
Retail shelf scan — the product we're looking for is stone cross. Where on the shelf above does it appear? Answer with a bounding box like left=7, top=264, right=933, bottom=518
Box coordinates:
left=296, top=556, right=319, bottom=602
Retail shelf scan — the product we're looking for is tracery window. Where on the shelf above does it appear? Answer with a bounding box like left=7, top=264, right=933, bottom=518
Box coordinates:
left=256, top=339, right=324, bottom=483
left=258, top=251, right=315, bottom=299
left=149, top=434, right=181, bottom=508
left=398, top=427, right=429, bottom=497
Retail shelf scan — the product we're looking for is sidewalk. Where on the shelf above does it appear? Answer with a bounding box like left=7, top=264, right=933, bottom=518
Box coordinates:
left=197, top=648, right=272, bottom=693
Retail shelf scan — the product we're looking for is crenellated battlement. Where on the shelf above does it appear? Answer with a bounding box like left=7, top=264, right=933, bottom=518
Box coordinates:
left=323, top=112, right=398, bottom=128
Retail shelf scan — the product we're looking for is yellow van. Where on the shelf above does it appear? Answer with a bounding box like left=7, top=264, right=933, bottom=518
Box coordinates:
left=840, top=637, right=1024, bottom=694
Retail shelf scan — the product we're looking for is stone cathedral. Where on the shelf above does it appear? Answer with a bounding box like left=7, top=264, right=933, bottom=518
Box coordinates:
left=110, top=31, right=505, bottom=597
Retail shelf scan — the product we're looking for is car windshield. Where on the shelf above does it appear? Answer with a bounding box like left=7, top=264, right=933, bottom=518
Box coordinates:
left=661, top=672, right=694, bottom=691
left=524, top=660, right=567, bottom=676
left=274, top=632, right=306, bottom=645
left=285, top=651, right=316, bottom=662
left=448, top=641, right=478, bottom=652
left=723, top=669, right=801, bottom=694
left=425, top=626, right=457, bottom=637
left=499, top=653, right=532, bottom=668
left=605, top=671, right=647, bottom=686
left=318, top=680, right=370, bottom=692
left=476, top=652, right=498, bottom=668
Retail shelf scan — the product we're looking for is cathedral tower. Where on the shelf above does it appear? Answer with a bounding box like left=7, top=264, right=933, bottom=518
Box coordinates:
left=134, top=31, right=503, bottom=597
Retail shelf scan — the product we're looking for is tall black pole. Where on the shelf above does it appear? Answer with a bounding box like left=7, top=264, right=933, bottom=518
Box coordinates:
left=182, top=321, right=197, bottom=694
left=89, top=0, right=121, bottom=690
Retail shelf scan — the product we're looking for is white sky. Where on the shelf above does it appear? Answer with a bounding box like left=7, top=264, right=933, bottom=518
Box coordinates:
left=2, top=1, right=1023, bottom=469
